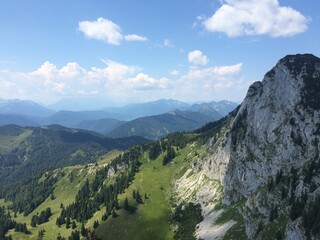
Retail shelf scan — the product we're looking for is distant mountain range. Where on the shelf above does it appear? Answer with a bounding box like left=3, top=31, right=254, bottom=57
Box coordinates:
left=102, top=99, right=191, bottom=120
left=0, top=98, right=238, bottom=139
left=107, top=110, right=219, bottom=140
left=0, top=99, right=54, bottom=117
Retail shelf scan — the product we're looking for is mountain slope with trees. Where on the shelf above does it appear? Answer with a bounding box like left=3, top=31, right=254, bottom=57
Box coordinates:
left=107, top=110, right=218, bottom=140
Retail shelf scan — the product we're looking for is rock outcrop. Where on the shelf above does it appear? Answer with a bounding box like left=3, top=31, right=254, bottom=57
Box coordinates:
left=177, top=54, right=320, bottom=239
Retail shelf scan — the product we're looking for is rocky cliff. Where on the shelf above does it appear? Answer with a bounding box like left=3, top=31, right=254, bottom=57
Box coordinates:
left=176, top=54, right=320, bottom=239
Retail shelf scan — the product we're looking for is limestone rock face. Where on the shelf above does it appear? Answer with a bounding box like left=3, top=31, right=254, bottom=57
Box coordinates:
left=178, top=54, right=320, bottom=239
left=203, top=54, right=319, bottom=199
left=226, top=54, right=319, bottom=199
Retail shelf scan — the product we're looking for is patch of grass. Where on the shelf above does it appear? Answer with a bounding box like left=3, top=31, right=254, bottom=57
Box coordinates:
left=222, top=221, right=247, bottom=240
left=0, top=130, right=32, bottom=154
left=259, top=216, right=288, bottom=240
left=213, top=199, right=247, bottom=240
left=0, top=199, right=12, bottom=208
left=98, top=150, right=122, bottom=165
left=215, top=198, right=246, bottom=225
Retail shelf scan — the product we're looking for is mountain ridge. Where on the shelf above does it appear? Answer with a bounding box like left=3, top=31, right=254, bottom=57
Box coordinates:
left=176, top=53, right=320, bottom=239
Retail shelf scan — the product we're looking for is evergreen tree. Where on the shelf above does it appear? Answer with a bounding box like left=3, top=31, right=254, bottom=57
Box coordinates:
left=81, top=223, right=87, bottom=237
left=31, top=215, right=38, bottom=227
left=37, top=229, right=44, bottom=240
left=71, top=220, right=77, bottom=229
left=69, top=230, right=80, bottom=240
left=123, top=198, right=129, bottom=211
left=112, top=209, right=117, bottom=218
left=135, top=191, right=143, bottom=204
left=162, top=146, right=176, bottom=165
left=66, top=216, right=71, bottom=229
left=132, top=190, right=136, bottom=199
left=93, top=220, right=99, bottom=229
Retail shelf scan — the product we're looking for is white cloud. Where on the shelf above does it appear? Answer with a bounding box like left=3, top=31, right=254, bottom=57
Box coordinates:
left=79, top=18, right=123, bottom=45
left=124, top=73, right=170, bottom=90
left=174, top=62, right=247, bottom=102
left=97, top=60, right=137, bottom=81
left=124, top=34, right=148, bottom=42
left=163, top=39, right=174, bottom=48
left=203, top=0, right=309, bottom=37
left=169, top=70, right=180, bottom=76
left=188, top=50, right=209, bottom=66
left=0, top=60, right=171, bottom=103
left=125, top=73, right=156, bottom=90
left=180, top=63, right=242, bottom=82
left=59, top=62, right=85, bottom=79
left=212, top=63, right=243, bottom=75
left=79, top=17, right=147, bottom=45
left=0, top=54, right=249, bottom=104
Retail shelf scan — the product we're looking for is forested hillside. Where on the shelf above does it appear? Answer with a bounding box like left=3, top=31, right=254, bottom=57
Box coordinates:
left=0, top=124, right=215, bottom=239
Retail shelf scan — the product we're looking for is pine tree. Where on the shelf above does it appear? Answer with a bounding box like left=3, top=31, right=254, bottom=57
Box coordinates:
left=132, top=190, right=136, bottom=199
left=81, top=223, right=86, bottom=237
left=123, top=198, right=129, bottom=211
left=135, top=191, right=143, bottom=204
left=71, top=220, right=77, bottom=229
left=66, top=216, right=71, bottom=229
left=112, top=209, right=117, bottom=218
left=93, top=220, right=99, bottom=229
left=31, top=215, right=38, bottom=227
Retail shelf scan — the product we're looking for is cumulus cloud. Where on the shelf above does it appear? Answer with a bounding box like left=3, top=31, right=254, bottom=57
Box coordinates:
left=169, top=70, right=180, bottom=76
left=124, top=34, right=148, bottom=42
left=180, top=63, right=242, bottom=82
left=174, top=62, right=247, bottom=102
left=0, top=60, right=171, bottom=103
left=188, top=50, right=209, bottom=66
left=79, top=17, right=147, bottom=45
left=125, top=73, right=157, bottom=90
left=79, top=18, right=123, bottom=45
left=124, top=73, right=170, bottom=90
left=203, top=0, right=309, bottom=37
left=59, top=63, right=86, bottom=79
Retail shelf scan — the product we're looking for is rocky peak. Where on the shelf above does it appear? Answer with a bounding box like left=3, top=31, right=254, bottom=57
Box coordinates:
left=265, top=54, right=320, bottom=111
left=177, top=54, right=320, bottom=239
left=224, top=53, right=320, bottom=199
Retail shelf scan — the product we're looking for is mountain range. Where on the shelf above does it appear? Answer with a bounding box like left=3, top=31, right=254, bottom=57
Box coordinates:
left=107, top=110, right=217, bottom=140
left=0, top=99, right=238, bottom=139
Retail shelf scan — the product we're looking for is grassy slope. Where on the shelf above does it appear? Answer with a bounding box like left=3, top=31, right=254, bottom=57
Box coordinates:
left=5, top=150, right=122, bottom=240
left=2, top=141, right=200, bottom=240
left=0, top=129, right=32, bottom=154
left=96, top=144, right=200, bottom=240
left=0, top=199, right=12, bottom=208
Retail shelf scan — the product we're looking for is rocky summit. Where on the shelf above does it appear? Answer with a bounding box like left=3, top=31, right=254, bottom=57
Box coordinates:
left=176, top=54, right=320, bottom=239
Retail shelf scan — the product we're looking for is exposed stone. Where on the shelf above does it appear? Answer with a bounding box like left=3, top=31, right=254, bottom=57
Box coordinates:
left=176, top=54, right=320, bottom=239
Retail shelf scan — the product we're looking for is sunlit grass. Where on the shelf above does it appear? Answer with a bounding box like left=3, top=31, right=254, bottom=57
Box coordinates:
left=96, top=144, right=199, bottom=240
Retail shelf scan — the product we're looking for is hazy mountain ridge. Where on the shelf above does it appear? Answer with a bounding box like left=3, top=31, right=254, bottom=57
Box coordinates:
left=107, top=110, right=220, bottom=140
left=0, top=99, right=55, bottom=117
left=0, top=99, right=237, bottom=138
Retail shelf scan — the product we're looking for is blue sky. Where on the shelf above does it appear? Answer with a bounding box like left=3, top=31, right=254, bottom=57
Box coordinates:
left=0, top=0, right=319, bottom=106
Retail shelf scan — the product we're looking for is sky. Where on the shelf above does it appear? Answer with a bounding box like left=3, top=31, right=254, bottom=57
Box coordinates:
left=0, top=0, right=319, bottom=107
